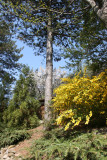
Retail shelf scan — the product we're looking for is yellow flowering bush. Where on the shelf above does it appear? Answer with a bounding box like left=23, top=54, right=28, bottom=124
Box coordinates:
left=52, top=69, right=107, bottom=130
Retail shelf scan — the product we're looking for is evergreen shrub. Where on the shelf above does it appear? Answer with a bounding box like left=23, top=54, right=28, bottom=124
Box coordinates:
left=29, top=128, right=107, bottom=160
left=0, top=129, right=30, bottom=148
left=3, top=66, right=40, bottom=129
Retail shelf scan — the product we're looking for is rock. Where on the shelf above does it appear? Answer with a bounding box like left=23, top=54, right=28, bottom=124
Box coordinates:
left=4, top=157, right=10, bottom=160
left=15, top=153, right=20, bottom=157
left=0, top=146, right=21, bottom=160
left=3, top=154, right=8, bottom=159
left=1, top=148, right=7, bottom=155
left=8, top=148, right=16, bottom=153
left=8, top=152, right=15, bottom=157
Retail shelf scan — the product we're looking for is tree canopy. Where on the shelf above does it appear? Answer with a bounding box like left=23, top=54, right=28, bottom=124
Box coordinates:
left=0, top=2, right=22, bottom=113
left=63, top=9, right=107, bottom=75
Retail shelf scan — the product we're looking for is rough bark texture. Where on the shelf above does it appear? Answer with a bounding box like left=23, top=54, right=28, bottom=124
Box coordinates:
left=44, top=18, right=53, bottom=122
left=86, top=0, right=107, bottom=28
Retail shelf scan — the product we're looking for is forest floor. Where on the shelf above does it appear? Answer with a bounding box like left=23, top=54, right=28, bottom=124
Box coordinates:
left=14, top=125, right=44, bottom=159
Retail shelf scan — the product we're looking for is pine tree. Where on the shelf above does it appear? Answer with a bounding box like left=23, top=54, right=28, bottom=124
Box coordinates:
left=3, top=0, right=86, bottom=124
left=3, top=66, right=40, bottom=128
left=2, top=0, right=106, bottom=125
left=0, top=2, right=22, bottom=115
left=63, top=9, right=107, bottom=75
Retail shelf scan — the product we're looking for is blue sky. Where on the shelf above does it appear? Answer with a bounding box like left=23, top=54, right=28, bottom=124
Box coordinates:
left=16, top=40, right=68, bottom=72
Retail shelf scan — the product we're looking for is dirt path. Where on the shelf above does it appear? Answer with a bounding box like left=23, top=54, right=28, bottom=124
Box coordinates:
left=14, top=125, right=43, bottom=159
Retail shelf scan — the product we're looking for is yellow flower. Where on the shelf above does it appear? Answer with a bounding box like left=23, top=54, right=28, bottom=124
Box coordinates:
left=85, top=115, right=90, bottom=124
left=64, top=122, right=71, bottom=131
left=100, top=111, right=105, bottom=114
left=89, top=111, right=92, bottom=117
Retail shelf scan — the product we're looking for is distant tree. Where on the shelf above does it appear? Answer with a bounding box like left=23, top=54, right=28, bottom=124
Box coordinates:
left=33, top=67, right=66, bottom=99
left=3, top=66, right=40, bottom=129
left=33, top=67, right=46, bottom=99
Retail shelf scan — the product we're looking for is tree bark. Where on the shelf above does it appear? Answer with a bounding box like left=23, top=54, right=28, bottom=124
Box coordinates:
left=44, top=17, right=53, bottom=123
left=86, top=0, right=107, bottom=28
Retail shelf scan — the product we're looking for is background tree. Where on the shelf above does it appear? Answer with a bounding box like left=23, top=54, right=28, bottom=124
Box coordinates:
left=33, top=67, right=66, bottom=99
left=0, top=2, right=22, bottom=117
left=3, top=66, right=40, bottom=129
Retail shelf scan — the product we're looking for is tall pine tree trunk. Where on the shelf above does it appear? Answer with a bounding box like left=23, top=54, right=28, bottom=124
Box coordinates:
left=44, top=17, right=53, bottom=125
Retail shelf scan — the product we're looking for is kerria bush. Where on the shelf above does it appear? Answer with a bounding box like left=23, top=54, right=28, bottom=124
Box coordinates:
left=52, top=69, right=107, bottom=130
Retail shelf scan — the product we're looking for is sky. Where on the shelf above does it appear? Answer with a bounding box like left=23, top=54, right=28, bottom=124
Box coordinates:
left=16, top=40, right=68, bottom=72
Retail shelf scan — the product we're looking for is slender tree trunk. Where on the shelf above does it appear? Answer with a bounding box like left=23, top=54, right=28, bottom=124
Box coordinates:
left=86, top=0, right=107, bottom=28
left=44, top=17, right=53, bottom=124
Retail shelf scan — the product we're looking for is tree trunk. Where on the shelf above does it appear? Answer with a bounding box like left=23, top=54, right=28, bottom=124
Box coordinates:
left=86, top=0, right=107, bottom=28
left=44, top=17, right=53, bottom=124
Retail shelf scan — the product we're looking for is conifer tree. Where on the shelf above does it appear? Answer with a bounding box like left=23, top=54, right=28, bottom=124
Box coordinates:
left=3, top=0, right=87, bottom=124
left=3, top=66, right=40, bottom=128
left=0, top=2, right=22, bottom=114
left=63, top=10, right=107, bottom=75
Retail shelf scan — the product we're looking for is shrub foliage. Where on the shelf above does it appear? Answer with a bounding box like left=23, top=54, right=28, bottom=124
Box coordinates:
left=0, top=129, right=30, bottom=149
left=29, top=128, right=107, bottom=160
left=52, top=69, right=107, bottom=130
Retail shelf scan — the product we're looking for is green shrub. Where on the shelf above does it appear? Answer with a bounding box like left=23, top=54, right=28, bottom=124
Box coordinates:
left=0, top=121, right=7, bottom=132
left=29, top=128, right=107, bottom=160
left=0, top=128, right=30, bottom=148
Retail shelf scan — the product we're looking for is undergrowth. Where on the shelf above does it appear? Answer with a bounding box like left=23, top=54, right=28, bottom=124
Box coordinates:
left=28, top=127, right=107, bottom=160
left=0, top=128, right=30, bottom=148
